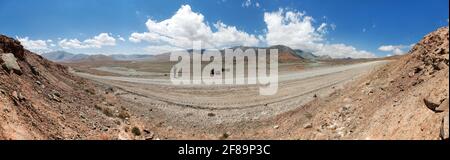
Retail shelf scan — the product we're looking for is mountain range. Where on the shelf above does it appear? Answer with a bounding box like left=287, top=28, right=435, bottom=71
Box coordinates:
left=42, top=51, right=154, bottom=62
left=42, top=45, right=332, bottom=63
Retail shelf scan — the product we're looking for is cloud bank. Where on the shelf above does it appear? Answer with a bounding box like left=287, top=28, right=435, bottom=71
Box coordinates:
left=17, top=37, right=53, bottom=53
left=129, top=5, right=260, bottom=52
left=263, top=9, right=375, bottom=58
left=378, top=44, right=413, bottom=56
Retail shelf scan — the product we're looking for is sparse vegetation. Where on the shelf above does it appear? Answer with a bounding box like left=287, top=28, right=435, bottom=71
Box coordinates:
left=102, top=107, right=114, bottom=117
left=131, top=127, right=141, bottom=136
left=118, top=109, right=130, bottom=120
left=219, top=132, right=230, bottom=140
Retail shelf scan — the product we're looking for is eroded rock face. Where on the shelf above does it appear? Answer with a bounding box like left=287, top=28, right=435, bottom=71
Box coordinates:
left=0, top=35, right=25, bottom=60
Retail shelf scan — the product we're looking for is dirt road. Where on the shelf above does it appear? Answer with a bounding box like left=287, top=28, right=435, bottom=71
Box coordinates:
left=73, top=60, right=388, bottom=139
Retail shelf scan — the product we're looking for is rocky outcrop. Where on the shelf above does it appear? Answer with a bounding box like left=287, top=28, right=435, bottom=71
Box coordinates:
left=0, top=35, right=25, bottom=60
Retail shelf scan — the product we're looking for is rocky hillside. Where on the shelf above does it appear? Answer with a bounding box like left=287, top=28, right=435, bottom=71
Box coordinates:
left=294, top=49, right=318, bottom=61
left=0, top=35, right=143, bottom=140
left=294, top=27, right=449, bottom=140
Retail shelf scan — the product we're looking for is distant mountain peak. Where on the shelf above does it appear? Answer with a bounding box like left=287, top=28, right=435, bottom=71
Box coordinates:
left=42, top=51, right=153, bottom=62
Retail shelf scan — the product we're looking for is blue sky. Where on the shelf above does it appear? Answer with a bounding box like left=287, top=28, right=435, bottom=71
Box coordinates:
left=0, top=0, right=448, bottom=57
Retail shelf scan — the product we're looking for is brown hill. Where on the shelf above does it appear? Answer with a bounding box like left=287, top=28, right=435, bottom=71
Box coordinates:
left=284, top=27, right=449, bottom=140
left=0, top=35, right=139, bottom=139
left=268, top=45, right=305, bottom=62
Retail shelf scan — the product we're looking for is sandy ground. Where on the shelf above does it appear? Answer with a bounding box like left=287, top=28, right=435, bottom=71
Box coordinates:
left=72, top=60, right=388, bottom=139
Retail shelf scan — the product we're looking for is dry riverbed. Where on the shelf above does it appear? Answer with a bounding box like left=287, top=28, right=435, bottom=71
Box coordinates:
left=72, top=61, right=388, bottom=139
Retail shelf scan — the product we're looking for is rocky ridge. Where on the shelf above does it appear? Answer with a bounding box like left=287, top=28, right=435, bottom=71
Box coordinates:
left=0, top=34, right=149, bottom=140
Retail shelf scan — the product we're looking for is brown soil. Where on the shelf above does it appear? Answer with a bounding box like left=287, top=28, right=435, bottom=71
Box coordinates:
left=250, top=27, right=449, bottom=140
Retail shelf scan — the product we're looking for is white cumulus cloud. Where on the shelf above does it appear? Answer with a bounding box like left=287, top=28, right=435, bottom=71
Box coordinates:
left=264, top=9, right=322, bottom=50
left=211, top=22, right=260, bottom=47
left=59, top=33, right=116, bottom=49
left=315, top=43, right=375, bottom=59
left=129, top=5, right=374, bottom=58
left=317, top=23, right=328, bottom=34
left=117, top=35, right=126, bottom=41
left=330, top=23, right=337, bottom=31
left=129, top=5, right=260, bottom=53
left=17, top=37, right=52, bottom=53
left=263, top=9, right=375, bottom=58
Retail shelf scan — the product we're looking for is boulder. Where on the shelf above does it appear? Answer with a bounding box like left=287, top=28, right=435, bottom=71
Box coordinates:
left=1, top=53, right=22, bottom=75
left=424, top=98, right=442, bottom=112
